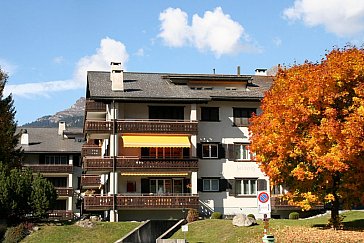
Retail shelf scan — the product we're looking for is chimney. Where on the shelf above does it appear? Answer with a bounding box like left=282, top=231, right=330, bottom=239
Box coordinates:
left=255, top=68, right=267, bottom=76
left=237, top=66, right=241, bottom=76
left=20, top=129, right=29, bottom=145
left=58, top=121, right=66, bottom=136
left=111, top=62, right=124, bottom=91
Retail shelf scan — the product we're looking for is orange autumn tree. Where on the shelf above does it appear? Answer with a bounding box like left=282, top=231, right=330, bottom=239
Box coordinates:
left=250, top=47, right=364, bottom=228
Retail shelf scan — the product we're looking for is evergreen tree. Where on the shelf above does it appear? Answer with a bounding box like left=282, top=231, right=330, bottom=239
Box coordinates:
left=0, top=67, right=22, bottom=167
left=31, top=174, right=57, bottom=219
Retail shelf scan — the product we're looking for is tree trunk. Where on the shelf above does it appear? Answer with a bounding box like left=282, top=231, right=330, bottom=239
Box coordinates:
left=330, top=173, right=341, bottom=229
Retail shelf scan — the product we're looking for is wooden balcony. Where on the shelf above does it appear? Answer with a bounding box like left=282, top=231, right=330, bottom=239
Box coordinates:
left=47, top=210, right=74, bottom=220
left=23, top=164, right=73, bottom=173
left=55, top=187, right=74, bottom=197
left=84, top=119, right=198, bottom=134
left=83, top=156, right=198, bottom=171
left=85, top=100, right=106, bottom=112
left=271, top=195, right=324, bottom=210
left=81, top=175, right=101, bottom=188
left=83, top=194, right=199, bottom=211
left=82, top=145, right=102, bottom=157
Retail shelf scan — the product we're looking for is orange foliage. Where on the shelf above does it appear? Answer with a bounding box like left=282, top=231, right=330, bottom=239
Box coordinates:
left=250, top=47, right=364, bottom=210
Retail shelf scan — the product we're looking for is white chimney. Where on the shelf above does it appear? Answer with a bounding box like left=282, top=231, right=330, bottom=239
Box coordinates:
left=111, top=62, right=124, bottom=91
left=20, top=129, right=29, bottom=145
left=58, top=121, right=66, bottom=136
left=255, top=68, right=267, bottom=76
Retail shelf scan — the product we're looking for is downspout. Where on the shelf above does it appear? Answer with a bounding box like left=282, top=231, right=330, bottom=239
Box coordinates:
left=112, top=100, right=116, bottom=217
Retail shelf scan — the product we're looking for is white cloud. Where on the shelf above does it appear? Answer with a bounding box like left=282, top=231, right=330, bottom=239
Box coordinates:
left=273, top=37, right=282, bottom=47
left=283, top=0, right=364, bottom=37
left=4, top=37, right=129, bottom=97
left=53, top=56, right=64, bottom=64
left=135, top=48, right=145, bottom=57
left=0, top=58, right=17, bottom=76
left=158, top=7, right=258, bottom=57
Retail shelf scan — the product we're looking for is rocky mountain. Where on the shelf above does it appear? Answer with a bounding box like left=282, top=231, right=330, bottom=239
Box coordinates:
left=22, top=97, right=85, bottom=128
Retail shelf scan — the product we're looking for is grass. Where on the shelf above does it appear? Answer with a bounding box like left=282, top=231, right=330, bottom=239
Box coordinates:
left=170, top=211, right=364, bottom=243
left=22, top=221, right=141, bottom=243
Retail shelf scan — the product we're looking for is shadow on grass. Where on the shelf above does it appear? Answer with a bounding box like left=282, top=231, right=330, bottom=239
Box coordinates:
left=312, top=219, right=364, bottom=231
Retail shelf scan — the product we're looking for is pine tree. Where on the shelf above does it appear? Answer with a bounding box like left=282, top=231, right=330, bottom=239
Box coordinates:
left=0, top=67, right=22, bottom=167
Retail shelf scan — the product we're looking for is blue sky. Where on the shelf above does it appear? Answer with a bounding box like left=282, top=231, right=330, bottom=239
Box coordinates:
left=1, top=0, right=364, bottom=125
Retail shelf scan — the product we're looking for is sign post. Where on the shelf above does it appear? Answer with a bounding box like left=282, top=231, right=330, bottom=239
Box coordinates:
left=182, top=224, right=188, bottom=242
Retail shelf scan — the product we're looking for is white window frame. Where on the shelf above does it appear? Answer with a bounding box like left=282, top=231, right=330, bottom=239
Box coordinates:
left=203, top=179, right=219, bottom=192
left=236, top=179, right=257, bottom=195
left=234, top=144, right=251, bottom=161
left=202, top=144, right=218, bottom=159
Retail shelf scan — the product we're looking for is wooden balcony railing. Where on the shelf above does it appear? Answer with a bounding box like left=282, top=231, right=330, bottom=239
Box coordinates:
left=85, top=100, right=107, bottom=112
left=83, top=156, right=198, bottom=171
left=271, top=195, right=324, bottom=210
left=47, top=210, right=74, bottom=220
left=82, top=145, right=102, bottom=157
left=83, top=194, right=199, bottom=211
left=55, top=187, right=74, bottom=197
left=23, top=164, right=73, bottom=173
left=81, top=175, right=101, bottom=187
left=84, top=120, right=198, bottom=134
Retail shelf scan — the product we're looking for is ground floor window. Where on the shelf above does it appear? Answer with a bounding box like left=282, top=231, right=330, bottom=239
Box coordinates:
left=149, top=178, right=185, bottom=194
left=203, top=178, right=219, bottom=191
left=236, top=179, right=257, bottom=195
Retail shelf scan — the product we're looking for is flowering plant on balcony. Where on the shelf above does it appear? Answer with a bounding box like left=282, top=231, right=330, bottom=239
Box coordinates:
left=186, top=183, right=192, bottom=189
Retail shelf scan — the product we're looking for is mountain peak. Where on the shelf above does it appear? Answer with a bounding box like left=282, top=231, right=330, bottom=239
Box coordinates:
left=23, top=97, right=85, bottom=128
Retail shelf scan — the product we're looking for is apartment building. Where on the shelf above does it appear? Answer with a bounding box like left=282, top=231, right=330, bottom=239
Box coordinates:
left=82, top=63, right=274, bottom=221
left=19, top=122, right=83, bottom=220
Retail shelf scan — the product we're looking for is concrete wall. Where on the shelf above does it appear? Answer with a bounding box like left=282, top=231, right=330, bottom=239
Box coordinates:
left=118, top=210, right=185, bottom=221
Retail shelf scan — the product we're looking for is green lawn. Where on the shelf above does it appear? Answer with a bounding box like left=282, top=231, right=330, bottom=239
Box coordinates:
left=170, top=211, right=364, bottom=243
left=22, top=222, right=141, bottom=243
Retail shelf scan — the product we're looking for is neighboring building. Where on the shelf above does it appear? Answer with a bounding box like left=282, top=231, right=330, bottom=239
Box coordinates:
left=82, top=63, right=276, bottom=222
left=19, top=122, right=83, bottom=220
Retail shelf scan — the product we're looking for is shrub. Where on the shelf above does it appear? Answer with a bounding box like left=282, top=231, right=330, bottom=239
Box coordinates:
left=247, top=214, right=256, bottom=220
left=0, top=223, right=7, bottom=241
left=289, top=212, right=300, bottom=220
left=3, top=223, right=30, bottom=243
left=186, top=208, right=199, bottom=223
left=210, top=212, right=222, bottom=219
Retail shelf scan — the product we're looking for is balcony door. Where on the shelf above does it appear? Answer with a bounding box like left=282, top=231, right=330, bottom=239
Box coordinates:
left=150, top=179, right=172, bottom=194
left=149, top=106, right=184, bottom=120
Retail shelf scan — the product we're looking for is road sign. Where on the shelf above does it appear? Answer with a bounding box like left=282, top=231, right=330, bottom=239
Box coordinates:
left=257, top=191, right=271, bottom=214
left=258, top=192, right=269, bottom=203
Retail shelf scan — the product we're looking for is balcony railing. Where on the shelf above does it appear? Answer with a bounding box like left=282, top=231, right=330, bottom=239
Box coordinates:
left=271, top=195, right=324, bottom=210
left=23, top=164, right=73, bottom=173
left=85, top=100, right=107, bottom=112
left=81, top=175, right=101, bottom=188
left=47, top=210, right=74, bottom=220
left=82, top=145, right=102, bottom=157
left=84, top=120, right=198, bottom=134
left=83, top=156, right=198, bottom=171
left=83, top=194, right=199, bottom=211
left=55, top=187, right=73, bottom=197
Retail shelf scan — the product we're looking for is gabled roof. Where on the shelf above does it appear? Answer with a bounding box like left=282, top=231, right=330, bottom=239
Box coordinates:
left=86, top=71, right=273, bottom=102
left=17, top=127, right=83, bottom=153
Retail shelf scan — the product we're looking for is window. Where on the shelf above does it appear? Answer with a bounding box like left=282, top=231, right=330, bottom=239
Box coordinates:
left=233, top=108, right=256, bottom=126
left=150, top=179, right=172, bottom=194
left=141, top=147, right=189, bottom=159
left=202, top=144, right=218, bottom=158
left=203, top=179, right=219, bottom=191
left=234, top=144, right=251, bottom=160
left=149, top=106, right=184, bottom=120
left=44, top=155, right=68, bottom=164
left=201, top=107, right=219, bottom=121
left=235, top=179, right=257, bottom=195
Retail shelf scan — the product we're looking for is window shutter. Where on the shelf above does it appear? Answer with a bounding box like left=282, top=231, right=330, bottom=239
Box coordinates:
left=197, top=143, right=202, bottom=158
left=227, top=179, right=236, bottom=196
left=197, top=179, right=203, bottom=192
left=226, top=144, right=235, bottom=160
left=141, top=179, right=149, bottom=194
left=219, top=179, right=231, bottom=192
left=218, top=143, right=225, bottom=159
left=257, top=179, right=267, bottom=191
